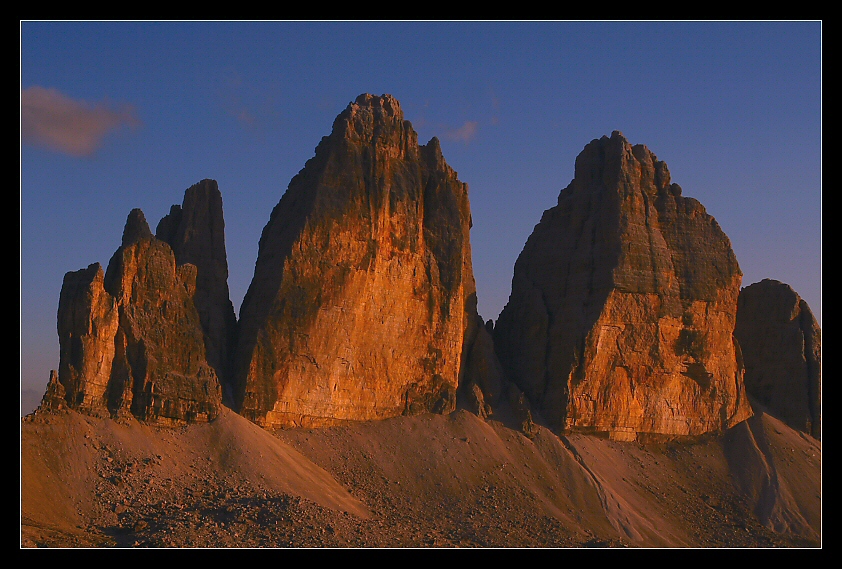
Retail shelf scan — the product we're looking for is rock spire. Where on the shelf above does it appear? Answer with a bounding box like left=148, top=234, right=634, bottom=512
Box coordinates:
left=156, top=179, right=237, bottom=398
left=493, top=131, right=752, bottom=440
left=48, top=187, right=230, bottom=425
left=233, top=93, right=479, bottom=428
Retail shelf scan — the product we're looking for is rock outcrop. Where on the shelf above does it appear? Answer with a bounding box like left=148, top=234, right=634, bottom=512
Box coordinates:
left=156, top=179, right=237, bottom=397
left=735, top=279, right=821, bottom=439
left=233, top=93, right=479, bottom=428
left=35, top=370, right=67, bottom=413
left=493, top=131, right=752, bottom=440
left=51, top=202, right=223, bottom=425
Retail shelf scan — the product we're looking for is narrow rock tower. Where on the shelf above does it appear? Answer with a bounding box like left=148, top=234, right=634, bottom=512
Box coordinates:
left=494, top=131, right=752, bottom=440
left=156, top=179, right=238, bottom=397
left=233, top=94, right=479, bottom=428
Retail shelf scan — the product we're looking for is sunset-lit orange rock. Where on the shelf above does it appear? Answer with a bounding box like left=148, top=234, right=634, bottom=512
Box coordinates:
left=232, top=94, right=480, bottom=428
left=494, top=132, right=752, bottom=439
left=49, top=206, right=223, bottom=425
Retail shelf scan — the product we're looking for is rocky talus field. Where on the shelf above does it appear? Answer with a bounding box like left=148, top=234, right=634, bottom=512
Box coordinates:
left=20, top=407, right=821, bottom=548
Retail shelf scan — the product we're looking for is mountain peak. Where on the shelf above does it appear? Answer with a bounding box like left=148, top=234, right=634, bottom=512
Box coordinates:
left=325, top=93, right=417, bottom=155
left=233, top=93, right=478, bottom=428
left=495, top=133, right=750, bottom=439
left=120, top=208, right=153, bottom=248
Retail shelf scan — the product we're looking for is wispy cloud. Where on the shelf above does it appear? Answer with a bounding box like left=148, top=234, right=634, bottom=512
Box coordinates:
left=444, top=121, right=479, bottom=144
left=217, top=69, right=282, bottom=137
left=21, top=86, right=140, bottom=156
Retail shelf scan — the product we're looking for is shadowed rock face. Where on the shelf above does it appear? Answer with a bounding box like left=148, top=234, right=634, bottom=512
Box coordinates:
left=494, top=131, right=752, bottom=440
left=735, top=279, right=821, bottom=439
left=156, top=179, right=238, bottom=399
left=233, top=93, right=478, bottom=428
left=52, top=207, right=222, bottom=425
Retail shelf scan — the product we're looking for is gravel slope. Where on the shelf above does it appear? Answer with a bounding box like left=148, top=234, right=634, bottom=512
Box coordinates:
left=20, top=407, right=820, bottom=548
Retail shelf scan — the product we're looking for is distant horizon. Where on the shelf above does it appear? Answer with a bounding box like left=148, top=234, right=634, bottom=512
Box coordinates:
left=21, top=21, right=821, bottom=400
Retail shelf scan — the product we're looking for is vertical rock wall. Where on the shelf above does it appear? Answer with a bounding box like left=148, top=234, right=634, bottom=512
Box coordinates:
left=494, top=131, right=752, bottom=439
left=156, top=179, right=238, bottom=398
left=233, top=94, right=478, bottom=428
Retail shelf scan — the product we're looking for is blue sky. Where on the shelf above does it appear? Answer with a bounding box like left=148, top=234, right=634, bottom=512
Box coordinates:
left=20, top=21, right=822, bottom=400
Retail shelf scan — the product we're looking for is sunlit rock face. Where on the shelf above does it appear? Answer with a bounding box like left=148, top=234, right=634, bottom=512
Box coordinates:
left=735, top=279, right=821, bottom=440
left=233, top=94, right=479, bottom=428
left=494, top=131, right=752, bottom=440
left=53, top=207, right=223, bottom=426
left=55, top=262, right=119, bottom=418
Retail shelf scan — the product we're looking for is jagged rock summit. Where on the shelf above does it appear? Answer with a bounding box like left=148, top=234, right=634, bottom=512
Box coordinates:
left=735, top=279, right=821, bottom=439
left=35, top=109, right=765, bottom=445
left=156, top=179, right=238, bottom=397
left=232, top=93, right=480, bottom=428
left=494, top=131, right=753, bottom=440
left=43, top=185, right=231, bottom=426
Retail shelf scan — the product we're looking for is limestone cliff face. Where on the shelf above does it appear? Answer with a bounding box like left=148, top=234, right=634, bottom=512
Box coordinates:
left=735, top=279, right=821, bottom=439
left=156, top=179, right=237, bottom=396
left=52, top=206, right=222, bottom=425
left=55, top=262, right=119, bottom=416
left=494, top=131, right=752, bottom=440
left=233, top=93, right=478, bottom=428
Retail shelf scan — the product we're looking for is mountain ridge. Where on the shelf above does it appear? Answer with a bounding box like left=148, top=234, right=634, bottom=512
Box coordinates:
left=21, top=94, right=821, bottom=548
